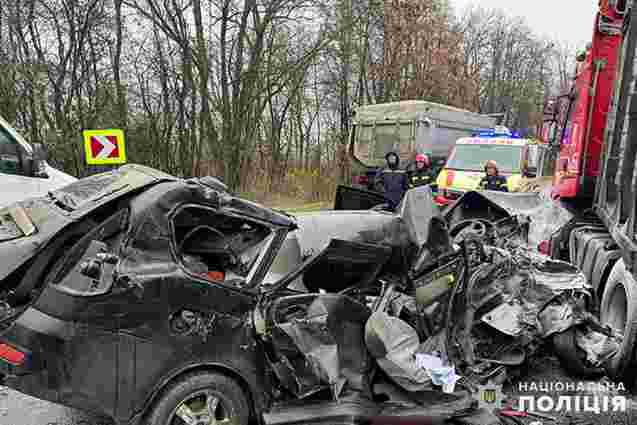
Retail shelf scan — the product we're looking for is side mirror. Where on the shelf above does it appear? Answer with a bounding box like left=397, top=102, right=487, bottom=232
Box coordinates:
left=30, top=143, right=49, bottom=178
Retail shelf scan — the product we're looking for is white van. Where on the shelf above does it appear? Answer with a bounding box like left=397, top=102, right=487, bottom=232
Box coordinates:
left=0, top=115, right=76, bottom=208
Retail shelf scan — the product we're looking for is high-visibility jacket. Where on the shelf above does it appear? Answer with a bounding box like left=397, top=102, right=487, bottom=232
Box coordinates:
left=408, top=169, right=435, bottom=189
left=479, top=174, right=508, bottom=192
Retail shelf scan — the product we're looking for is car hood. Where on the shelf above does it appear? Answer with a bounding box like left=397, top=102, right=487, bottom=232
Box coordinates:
left=294, top=188, right=451, bottom=271
left=268, top=186, right=453, bottom=293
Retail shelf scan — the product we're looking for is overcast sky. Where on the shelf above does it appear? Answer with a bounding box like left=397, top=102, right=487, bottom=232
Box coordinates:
left=450, top=0, right=598, bottom=49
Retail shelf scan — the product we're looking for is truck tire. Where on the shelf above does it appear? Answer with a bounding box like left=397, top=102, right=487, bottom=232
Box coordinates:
left=599, top=259, right=637, bottom=380
left=145, top=371, right=250, bottom=425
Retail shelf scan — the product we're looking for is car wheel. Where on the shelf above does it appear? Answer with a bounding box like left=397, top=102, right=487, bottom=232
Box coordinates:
left=145, top=371, right=250, bottom=425
left=600, top=259, right=637, bottom=379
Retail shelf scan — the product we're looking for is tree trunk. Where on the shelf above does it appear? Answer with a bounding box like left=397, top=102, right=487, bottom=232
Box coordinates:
left=113, top=0, right=127, bottom=128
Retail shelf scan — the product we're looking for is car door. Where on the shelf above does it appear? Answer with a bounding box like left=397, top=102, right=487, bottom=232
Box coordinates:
left=27, top=206, right=134, bottom=418
left=114, top=199, right=284, bottom=422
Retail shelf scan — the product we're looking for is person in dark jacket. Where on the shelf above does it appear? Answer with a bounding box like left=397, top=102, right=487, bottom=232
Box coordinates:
left=479, top=160, right=508, bottom=192
left=375, top=152, right=408, bottom=208
left=408, top=153, right=435, bottom=189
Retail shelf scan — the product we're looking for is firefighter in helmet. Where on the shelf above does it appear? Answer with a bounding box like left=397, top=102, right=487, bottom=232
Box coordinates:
left=479, top=160, right=508, bottom=192
left=408, top=153, right=435, bottom=189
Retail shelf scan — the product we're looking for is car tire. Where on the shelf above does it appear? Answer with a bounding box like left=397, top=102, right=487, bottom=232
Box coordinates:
left=600, top=259, right=637, bottom=379
left=552, top=328, right=604, bottom=378
left=145, top=371, right=251, bottom=425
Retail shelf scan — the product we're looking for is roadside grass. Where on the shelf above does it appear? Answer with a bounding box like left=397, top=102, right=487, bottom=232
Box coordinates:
left=278, top=201, right=331, bottom=214
left=236, top=191, right=332, bottom=213
left=238, top=167, right=339, bottom=213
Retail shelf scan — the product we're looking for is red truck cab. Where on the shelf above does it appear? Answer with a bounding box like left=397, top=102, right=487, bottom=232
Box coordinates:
left=552, top=3, right=626, bottom=200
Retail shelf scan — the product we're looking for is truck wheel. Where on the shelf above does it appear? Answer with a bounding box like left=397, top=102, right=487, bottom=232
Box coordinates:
left=145, top=371, right=250, bottom=425
left=599, top=259, right=637, bottom=380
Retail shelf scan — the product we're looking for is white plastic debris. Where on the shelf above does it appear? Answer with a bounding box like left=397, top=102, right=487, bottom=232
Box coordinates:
left=415, top=353, right=444, bottom=369
left=426, top=366, right=461, bottom=393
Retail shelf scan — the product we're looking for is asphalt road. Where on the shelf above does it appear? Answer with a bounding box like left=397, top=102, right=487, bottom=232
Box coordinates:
left=1, top=387, right=111, bottom=425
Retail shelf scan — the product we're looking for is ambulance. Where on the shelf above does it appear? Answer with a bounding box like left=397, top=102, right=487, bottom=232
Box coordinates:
left=434, top=128, right=543, bottom=205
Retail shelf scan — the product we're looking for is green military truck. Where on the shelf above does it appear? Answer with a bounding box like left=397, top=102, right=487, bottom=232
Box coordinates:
left=348, top=100, right=498, bottom=190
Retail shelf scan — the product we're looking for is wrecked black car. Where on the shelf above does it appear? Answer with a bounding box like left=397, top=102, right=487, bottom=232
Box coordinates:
left=0, top=165, right=615, bottom=425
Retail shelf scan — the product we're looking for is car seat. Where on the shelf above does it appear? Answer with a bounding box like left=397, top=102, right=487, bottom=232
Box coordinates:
left=364, top=311, right=431, bottom=392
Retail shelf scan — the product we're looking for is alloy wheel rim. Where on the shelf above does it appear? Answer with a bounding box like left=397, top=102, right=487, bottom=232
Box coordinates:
left=169, top=389, right=233, bottom=425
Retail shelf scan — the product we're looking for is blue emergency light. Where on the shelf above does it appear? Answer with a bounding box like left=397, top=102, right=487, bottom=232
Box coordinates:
left=471, top=128, right=522, bottom=138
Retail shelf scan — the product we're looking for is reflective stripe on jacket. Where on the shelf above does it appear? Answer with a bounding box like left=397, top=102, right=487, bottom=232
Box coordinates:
left=479, top=175, right=508, bottom=191
left=408, top=170, right=434, bottom=188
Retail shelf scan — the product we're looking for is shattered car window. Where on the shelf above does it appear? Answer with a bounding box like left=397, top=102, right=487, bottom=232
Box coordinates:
left=172, top=206, right=273, bottom=286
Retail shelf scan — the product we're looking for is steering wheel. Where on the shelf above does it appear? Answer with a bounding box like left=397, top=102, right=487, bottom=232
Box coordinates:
left=450, top=219, right=490, bottom=244
left=278, top=303, right=310, bottom=323
left=180, top=225, right=242, bottom=269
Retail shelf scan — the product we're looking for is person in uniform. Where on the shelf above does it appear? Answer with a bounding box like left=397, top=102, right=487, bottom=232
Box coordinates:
left=375, top=152, right=408, bottom=209
left=479, top=160, right=508, bottom=192
left=408, top=153, right=435, bottom=189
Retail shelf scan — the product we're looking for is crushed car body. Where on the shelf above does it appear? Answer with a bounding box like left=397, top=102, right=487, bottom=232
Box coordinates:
left=0, top=167, right=617, bottom=425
